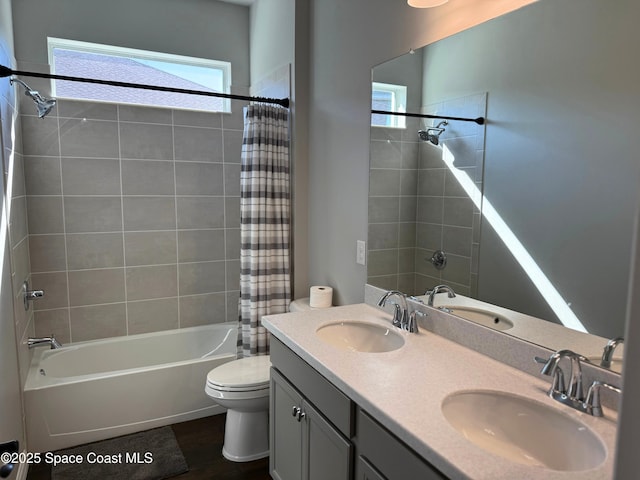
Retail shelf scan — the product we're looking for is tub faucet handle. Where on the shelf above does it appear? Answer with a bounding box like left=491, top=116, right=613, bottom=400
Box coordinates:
left=23, top=281, right=44, bottom=311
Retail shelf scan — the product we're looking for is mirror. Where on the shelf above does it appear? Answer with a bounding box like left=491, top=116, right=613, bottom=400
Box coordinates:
left=368, top=0, right=639, bottom=372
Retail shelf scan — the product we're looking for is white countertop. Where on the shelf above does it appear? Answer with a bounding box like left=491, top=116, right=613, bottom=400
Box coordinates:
left=262, top=303, right=617, bottom=480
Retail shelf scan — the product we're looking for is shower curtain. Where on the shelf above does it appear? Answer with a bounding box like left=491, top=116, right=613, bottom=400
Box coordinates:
left=238, top=104, right=291, bottom=357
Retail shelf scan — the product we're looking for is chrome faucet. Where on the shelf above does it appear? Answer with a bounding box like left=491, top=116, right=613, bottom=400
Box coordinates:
left=601, top=337, right=624, bottom=368
left=377, top=291, right=408, bottom=329
left=536, top=349, right=620, bottom=416
left=377, top=291, right=424, bottom=333
left=28, top=335, right=62, bottom=349
left=425, top=284, right=456, bottom=307
left=539, top=349, right=586, bottom=399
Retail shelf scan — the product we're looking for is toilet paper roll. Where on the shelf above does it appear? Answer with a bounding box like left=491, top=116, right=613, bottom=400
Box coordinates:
left=309, top=286, right=333, bottom=309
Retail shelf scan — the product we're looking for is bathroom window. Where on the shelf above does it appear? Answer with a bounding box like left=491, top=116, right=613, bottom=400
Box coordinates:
left=371, top=82, right=406, bottom=128
left=47, top=37, right=232, bottom=112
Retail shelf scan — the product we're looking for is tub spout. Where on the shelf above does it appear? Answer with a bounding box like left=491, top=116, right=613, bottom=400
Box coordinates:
left=28, top=335, right=62, bottom=349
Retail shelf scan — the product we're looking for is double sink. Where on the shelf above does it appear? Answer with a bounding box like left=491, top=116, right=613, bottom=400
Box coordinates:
left=314, top=319, right=607, bottom=473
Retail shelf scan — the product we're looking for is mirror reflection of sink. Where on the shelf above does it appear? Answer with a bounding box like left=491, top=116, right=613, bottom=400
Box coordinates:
left=440, top=306, right=514, bottom=331
left=315, top=321, right=404, bottom=353
left=442, top=390, right=606, bottom=471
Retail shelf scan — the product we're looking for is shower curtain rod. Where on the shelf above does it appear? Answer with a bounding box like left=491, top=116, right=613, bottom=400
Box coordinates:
left=0, top=65, right=290, bottom=109
left=371, top=109, right=485, bottom=125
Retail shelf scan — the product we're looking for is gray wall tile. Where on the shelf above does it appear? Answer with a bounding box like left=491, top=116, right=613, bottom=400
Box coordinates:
left=121, top=160, right=175, bottom=196
left=179, top=293, right=226, bottom=327
left=118, top=105, right=172, bottom=124
left=64, top=197, right=123, bottom=233
left=178, top=230, right=225, bottom=263
left=223, top=129, right=243, bottom=163
left=223, top=164, right=241, bottom=196
left=34, top=309, right=71, bottom=344
left=174, top=126, right=223, bottom=162
left=225, top=228, right=240, bottom=260
left=124, top=231, right=177, bottom=266
left=173, top=109, right=222, bottom=128
left=126, top=265, right=178, bottom=301
left=60, top=119, right=120, bottom=158
left=66, top=233, right=124, bottom=270
left=120, top=123, right=173, bottom=160
left=175, top=162, right=224, bottom=195
left=68, top=268, right=125, bottom=306
left=179, top=261, right=226, bottom=295
left=21, top=116, right=60, bottom=156
left=70, top=303, right=127, bottom=342
left=369, top=169, right=400, bottom=196
left=177, top=196, right=224, bottom=229
left=128, top=298, right=178, bottom=334
left=10, top=196, right=28, bottom=248
left=29, top=234, right=67, bottom=273
left=225, top=259, right=240, bottom=291
left=27, top=196, right=64, bottom=234
left=24, top=156, right=62, bottom=195
left=61, top=158, right=121, bottom=195
left=123, top=196, right=176, bottom=231
left=57, top=100, right=118, bottom=121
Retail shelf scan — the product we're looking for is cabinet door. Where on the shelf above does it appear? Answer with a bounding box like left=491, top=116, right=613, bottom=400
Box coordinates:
left=270, top=368, right=304, bottom=480
left=303, top=399, right=352, bottom=480
left=356, top=456, right=387, bottom=480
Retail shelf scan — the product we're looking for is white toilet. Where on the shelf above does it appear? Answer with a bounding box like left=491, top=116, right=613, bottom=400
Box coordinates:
left=205, top=298, right=315, bottom=462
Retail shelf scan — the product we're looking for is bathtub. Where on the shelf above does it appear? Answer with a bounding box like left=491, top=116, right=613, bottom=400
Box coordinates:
left=24, top=323, right=237, bottom=452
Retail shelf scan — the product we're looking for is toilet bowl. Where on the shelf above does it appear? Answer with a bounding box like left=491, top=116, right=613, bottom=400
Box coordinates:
left=205, top=298, right=323, bottom=462
left=205, top=355, right=271, bottom=462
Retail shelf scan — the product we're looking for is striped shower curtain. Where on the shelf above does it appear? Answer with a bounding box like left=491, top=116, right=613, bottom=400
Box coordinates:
left=238, top=104, right=291, bottom=357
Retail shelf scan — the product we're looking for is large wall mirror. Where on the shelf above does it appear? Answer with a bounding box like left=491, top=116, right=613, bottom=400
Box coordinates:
left=368, top=0, right=639, bottom=373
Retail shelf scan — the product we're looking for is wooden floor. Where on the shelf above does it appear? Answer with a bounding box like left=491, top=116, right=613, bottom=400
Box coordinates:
left=26, top=414, right=272, bottom=480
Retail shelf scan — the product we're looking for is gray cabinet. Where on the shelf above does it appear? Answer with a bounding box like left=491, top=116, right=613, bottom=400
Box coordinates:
left=269, top=337, right=448, bottom=480
left=270, top=367, right=352, bottom=480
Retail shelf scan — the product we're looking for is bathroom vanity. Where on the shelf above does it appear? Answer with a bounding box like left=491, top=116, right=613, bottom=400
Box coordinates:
left=263, top=303, right=618, bottom=480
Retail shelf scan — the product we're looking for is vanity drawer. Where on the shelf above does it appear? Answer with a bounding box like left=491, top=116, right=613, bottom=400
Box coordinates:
left=356, top=409, right=447, bottom=480
left=270, top=337, right=354, bottom=437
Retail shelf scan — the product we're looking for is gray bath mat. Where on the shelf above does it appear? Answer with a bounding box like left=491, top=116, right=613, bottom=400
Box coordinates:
left=52, top=426, right=188, bottom=480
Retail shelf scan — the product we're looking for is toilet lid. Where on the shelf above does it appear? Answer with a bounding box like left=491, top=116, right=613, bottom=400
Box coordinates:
left=207, top=355, right=271, bottom=392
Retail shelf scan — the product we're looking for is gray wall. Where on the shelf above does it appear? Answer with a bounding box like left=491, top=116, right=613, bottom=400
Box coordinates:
left=420, top=0, right=640, bottom=338
left=12, top=0, right=250, bottom=87
left=306, top=0, right=535, bottom=305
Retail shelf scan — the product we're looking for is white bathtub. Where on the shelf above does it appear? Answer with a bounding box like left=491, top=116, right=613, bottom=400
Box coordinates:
left=24, top=323, right=237, bottom=452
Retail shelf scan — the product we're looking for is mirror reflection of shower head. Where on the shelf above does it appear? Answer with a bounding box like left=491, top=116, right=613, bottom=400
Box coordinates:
left=418, top=120, right=448, bottom=145
left=10, top=77, right=56, bottom=118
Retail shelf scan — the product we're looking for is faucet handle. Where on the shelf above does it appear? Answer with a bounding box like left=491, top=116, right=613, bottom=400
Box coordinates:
left=535, top=356, right=566, bottom=394
left=584, top=381, right=622, bottom=417
left=406, top=310, right=426, bottom=333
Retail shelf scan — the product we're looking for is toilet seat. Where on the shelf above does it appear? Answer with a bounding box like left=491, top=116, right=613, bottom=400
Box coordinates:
left=206, top=356, right=271, bottom=393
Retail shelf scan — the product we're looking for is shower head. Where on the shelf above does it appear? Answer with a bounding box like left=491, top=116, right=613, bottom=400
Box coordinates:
left=418, top=120, right=448, bottom=145
left=10, top=77, right=56, bottom=118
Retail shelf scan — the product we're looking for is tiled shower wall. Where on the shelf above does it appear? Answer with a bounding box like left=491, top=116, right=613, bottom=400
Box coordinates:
left=367, top=117, right=421, bottom=294
left=22, top=96, right=248, bottom=343
left=415, top=93, right=486, bottom=296
left=367, top=93, right=486, bottom=297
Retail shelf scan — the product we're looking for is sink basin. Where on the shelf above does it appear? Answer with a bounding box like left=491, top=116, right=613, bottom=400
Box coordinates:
left=315, top=321, right=404, bottom=353
left=441, top=306, right=514, bottom=331
left=442, top=390, right=606, bottom=471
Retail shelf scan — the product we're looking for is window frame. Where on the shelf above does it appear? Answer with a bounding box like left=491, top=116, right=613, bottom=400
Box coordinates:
left=47, top=37, right=232, bottom=113
left=371, top=82, right=407, bottom=129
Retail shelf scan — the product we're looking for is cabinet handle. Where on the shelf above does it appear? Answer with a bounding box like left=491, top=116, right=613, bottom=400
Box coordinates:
left=292, top=406, right=301, bottom=417
left=297, top=410, right=306, bottom=422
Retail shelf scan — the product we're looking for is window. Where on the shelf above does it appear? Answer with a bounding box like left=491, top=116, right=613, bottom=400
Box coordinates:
left=371, top=82, right=407, bottom=128
left=48, top=37, right=232, bottom=112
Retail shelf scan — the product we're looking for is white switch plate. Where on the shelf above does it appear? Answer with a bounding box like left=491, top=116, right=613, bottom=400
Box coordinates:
left=356, top=240, right=366, bottom=265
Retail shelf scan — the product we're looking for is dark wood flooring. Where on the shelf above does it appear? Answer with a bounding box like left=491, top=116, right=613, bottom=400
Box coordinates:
left=26, top=414, right=272, bottom=480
